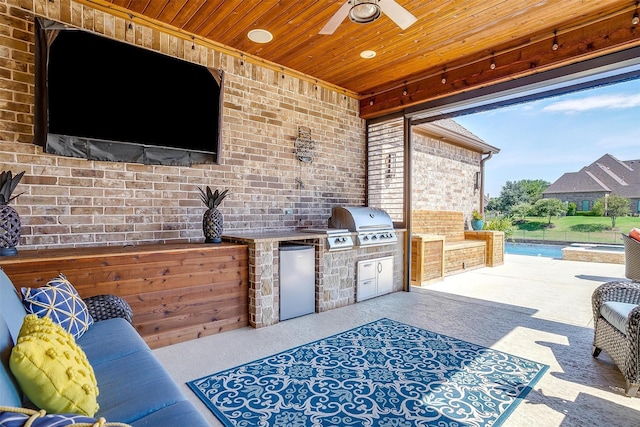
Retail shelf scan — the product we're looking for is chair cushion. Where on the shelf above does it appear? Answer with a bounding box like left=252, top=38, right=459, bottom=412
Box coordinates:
left=21, top=274, right=94, bottom=340
left=9, top=314, right=99, bottom=417
left=630, top=227, right=640, bottom=242
left=600, top=301, right=639, bottom=333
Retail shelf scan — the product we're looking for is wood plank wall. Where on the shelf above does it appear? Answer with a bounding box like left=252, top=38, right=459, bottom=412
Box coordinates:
left=412, top=210, right=467, bottom=242
left=0, top=243, right=249, bottom=348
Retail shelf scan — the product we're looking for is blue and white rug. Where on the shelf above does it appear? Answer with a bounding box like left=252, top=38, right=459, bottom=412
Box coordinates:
left=188, top=318, right=548, bottom=427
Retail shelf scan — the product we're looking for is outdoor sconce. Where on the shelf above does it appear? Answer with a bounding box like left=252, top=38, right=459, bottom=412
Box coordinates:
left=474, top=171, right=481, bottom=191
left=295, top=126, right=315, bottom=163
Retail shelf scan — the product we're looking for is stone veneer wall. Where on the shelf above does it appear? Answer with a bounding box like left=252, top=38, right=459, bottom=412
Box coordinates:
left=412, top=132, right=483, bottom=225
left=0, top=0, right=365, bottom=250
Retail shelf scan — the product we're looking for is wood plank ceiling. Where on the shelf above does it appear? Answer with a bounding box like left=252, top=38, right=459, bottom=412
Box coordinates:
left=89, top=1, right=640, bottom=119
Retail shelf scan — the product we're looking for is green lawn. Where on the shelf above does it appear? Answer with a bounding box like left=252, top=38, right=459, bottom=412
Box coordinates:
left=509, top=215, right=640, bottom=244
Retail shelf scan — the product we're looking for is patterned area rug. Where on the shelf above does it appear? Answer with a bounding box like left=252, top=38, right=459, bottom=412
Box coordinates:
left=188, top=318, right=548, bottom=427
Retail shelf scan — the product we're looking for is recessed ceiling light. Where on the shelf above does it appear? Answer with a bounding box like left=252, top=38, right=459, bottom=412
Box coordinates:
left=248, top=29, right=273, bottom=43
left=360, top=50, right=376, bottom=59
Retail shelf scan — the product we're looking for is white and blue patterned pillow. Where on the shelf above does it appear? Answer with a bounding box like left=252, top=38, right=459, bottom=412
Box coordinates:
left=0, top=409, right=130, bottom=426
left=21, top=273, right=94, bottom=340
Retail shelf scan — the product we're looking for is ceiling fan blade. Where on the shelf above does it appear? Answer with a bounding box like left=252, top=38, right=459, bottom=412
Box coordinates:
left=319, top=1, right=351, bottom=35
left=379, top=0, right=417, bottom=30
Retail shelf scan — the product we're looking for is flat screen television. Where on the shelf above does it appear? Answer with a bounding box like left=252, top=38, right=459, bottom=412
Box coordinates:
left=37, top=20, right=223, bottom=166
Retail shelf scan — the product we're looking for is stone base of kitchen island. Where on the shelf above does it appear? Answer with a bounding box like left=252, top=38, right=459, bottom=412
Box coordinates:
left=223, top=230, right=406, bottom=328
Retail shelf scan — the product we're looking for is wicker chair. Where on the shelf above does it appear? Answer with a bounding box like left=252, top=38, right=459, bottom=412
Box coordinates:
left=592, top=280, right=640, bottom=396
left=622, top=233, right=640, bottom=282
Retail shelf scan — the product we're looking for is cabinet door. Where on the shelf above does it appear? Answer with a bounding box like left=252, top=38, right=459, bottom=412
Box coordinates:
left=376, top=256, right=394, bottom=295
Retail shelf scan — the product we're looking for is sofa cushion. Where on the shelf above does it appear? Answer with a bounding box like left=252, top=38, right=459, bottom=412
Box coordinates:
left=77, top=317, right=149, bottom=366
left=9, top=314, right=99, bottom=417
left=601, top=301, right=639, bottom=333
left=127, top=400, right=210, bottom=427
left=21, top=274, right=94, bottom=340
left=91, top=349, right=190, bottom=424
left=0, top=269, right=27, bottom=343
left=0, top=316, right=22, bottom=408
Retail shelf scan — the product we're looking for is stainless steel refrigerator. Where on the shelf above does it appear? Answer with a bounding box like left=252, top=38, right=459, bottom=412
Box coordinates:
left=279, top=244, right=315, bottom=321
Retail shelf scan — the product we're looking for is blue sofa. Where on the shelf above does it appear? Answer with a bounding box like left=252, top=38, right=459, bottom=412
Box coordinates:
left=0, top=268, right=209, bottom=426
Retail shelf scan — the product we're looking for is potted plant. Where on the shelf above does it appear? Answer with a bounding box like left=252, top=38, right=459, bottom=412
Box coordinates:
left=198, top=186, right=229, bottom=243
left=0, top=170, right=25, bottom=256
left=471, top=209, right=484, bottom=230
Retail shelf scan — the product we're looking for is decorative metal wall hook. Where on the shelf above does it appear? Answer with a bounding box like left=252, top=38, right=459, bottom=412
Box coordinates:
left=295, top=126, right=315, bottom=163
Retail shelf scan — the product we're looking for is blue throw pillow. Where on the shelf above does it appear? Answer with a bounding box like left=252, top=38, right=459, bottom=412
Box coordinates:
left=21, top=273, right=94, bottom=340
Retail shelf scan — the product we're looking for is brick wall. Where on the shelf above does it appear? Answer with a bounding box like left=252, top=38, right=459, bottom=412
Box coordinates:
left=412, top=132, right=483, bottom=223
left=0, top=0, right=365, bottom=250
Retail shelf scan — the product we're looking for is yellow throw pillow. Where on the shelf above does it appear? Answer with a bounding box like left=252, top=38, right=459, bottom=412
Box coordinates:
left=9, top=314, right=99, bottom=417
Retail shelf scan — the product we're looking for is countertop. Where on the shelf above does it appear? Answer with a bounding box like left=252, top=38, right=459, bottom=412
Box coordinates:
left=222, top=228, right=406, bottom=244
left=222, top=230, right=326, bottom=243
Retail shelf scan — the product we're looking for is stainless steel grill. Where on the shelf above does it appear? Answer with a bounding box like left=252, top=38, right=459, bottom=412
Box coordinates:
left=300, top=228, right=354, bottom=251
left=329, top=206, right=398, bottom=248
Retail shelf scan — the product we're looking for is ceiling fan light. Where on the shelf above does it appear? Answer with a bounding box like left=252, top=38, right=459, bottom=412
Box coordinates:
left=349, top=0, right=381, bottom=24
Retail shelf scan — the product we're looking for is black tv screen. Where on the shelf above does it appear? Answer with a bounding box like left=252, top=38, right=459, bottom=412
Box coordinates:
left=43, top=27, right=222, bottom=166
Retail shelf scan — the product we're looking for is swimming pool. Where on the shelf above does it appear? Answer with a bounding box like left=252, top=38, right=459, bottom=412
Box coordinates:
left=505, top=242, right=625, bottom=263
left=505, top=242, right=564, bottom=258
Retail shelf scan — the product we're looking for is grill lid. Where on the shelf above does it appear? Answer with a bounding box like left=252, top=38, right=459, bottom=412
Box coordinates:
left=329, top=206, right=394, bottom=231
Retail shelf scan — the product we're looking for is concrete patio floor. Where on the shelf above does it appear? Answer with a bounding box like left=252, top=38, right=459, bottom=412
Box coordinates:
left=154, top=254, right=640, bottom=426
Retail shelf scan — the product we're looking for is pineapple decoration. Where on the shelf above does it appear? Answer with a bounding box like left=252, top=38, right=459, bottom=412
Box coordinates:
left=0, top=170, right=25, bottom=256
left=198, top=186, right=229, bottom=243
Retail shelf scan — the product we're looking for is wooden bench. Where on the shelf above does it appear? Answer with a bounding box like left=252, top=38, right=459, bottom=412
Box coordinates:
left=411, top=210, right=504, bottom=284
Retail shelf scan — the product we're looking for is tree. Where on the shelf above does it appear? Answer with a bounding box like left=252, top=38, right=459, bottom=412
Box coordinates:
left=533, top=198, right=565, bottom=225
left=521, top=179, right=549, bottom=204
left=511, top=202, right=532, bottom=221
left=567, top=202, right=577, bottom=216
left=593, top=194, right=631, bottom=228
left=492, top=179, right=550, bottom=214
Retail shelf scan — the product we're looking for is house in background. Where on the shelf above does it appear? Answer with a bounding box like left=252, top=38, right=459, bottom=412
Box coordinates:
left=543, top=154, right=640, bottom=214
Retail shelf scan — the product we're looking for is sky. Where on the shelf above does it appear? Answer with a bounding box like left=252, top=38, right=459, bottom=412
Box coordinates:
left=454, top=78, right=640, bottom=198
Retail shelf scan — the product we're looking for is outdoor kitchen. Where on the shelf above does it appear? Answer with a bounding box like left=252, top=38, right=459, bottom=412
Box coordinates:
left=222, top=206, right=406, bottom=329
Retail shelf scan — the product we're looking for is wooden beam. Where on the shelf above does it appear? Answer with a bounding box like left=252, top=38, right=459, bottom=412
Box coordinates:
left=360, top=10, right=640, bottom=119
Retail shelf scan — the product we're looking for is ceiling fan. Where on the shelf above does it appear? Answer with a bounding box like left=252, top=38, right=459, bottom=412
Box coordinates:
left=319, top=0, right=417, bottom=35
